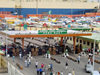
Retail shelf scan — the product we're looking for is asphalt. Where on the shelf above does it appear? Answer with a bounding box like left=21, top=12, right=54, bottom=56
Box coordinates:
left=5, top=54, right=100, bottom=75
left=0, top=34, right=100, bottom=75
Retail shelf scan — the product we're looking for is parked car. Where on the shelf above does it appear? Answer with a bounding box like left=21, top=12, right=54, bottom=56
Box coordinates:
left=91, top=71, right=100, bottom=75
left=85, top=63, right=93, bottom=73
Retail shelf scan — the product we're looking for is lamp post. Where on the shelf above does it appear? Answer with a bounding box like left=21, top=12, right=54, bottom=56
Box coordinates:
left=36, top=0, right=38, bottom=15
left=71, top=0, right=73, bottom=15
left=93, top=40, right=96, bottom=71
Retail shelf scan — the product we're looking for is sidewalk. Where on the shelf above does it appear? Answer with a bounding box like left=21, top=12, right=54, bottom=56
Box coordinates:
left=0, top=73, right=8, bottom=75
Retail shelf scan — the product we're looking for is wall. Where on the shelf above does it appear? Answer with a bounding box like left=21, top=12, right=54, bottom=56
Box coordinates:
left=8, top=62, right=24, bottom=75
left=67, top=37, right=100, bottom=49
left=0, top=0, right=98, bottom=9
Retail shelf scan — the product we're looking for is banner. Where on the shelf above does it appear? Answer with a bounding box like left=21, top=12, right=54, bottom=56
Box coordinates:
left=38, top=30, right=67, bottom=34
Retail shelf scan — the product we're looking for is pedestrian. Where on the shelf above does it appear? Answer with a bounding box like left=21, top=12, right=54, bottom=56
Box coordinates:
left=47, top=50, right=51, bottom=59
left=58, top=72, right=60, bottom=75
left=48, top=64, right=51, bottom=71
left=68, top=72, right=72, bottom=75
left=77, top=55, right=80, bottom=64
left=19, top=53, right=22, bottom=59
left=12, top=55, right=15, bottom=62
left=27, top=59, right=30, bottom=67
left=35, top=60, right=38, bottom=68
left=39, top=68, right=43, bottom=75
left=41, top=63, right=44, bottom=68
left=53, top=72, right=56, bottom=75
left=60, top=71, right=64, bottom=75
left=65, top=61, right=68, bottom=69
left=28, top=57, right=31, bottom=65
left=88, top=58, right=91, bottom=64
left=42, top=71, right=45, bottom=75
left=50, top=71, right=53, bottom=75
left=25, top=58, right=28, bottom=67
left=37, top=68, right=40, bottom=75
left=50, top=63, right=53, bottom=71
left=72, top=69, right=75, bottom=75
left=64, top=49, right=68, bottom=57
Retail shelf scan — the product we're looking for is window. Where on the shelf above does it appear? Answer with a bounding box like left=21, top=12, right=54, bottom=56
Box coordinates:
left=87, top=42, right=90, bottom=46
left=80, top=40, right=82, bottom=43
left=96, top=44, right=98, bottom=48
left=76, top=38, right=78, bottom=42
left=70, top=37, right=72, bottom=41
left=83, top=41, right=86, bottom=44
left=67, top=37, right=69, bottom=40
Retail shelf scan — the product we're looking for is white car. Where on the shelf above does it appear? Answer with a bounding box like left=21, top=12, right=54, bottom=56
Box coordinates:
left=85, top=64, right=93, bottom=73
left=91, top=71, right=100, bottom=75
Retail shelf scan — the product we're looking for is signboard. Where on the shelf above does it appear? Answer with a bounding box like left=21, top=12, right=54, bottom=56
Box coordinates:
left=38, top=30, right=67, bottom=34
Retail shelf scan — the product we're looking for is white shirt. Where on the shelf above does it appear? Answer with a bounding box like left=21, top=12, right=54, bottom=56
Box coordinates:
left=35, top=62, right=38, bottom=65
left=68, top=73, right=72, bottom=75
left=19, top=53, right=22, bottom=58
left=61, top=72, right=63, bottom=75
left=28, top=58, right=31, bottom=62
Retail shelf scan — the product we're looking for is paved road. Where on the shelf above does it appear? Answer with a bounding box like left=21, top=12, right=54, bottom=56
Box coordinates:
left=6, top=54, right=100, bottom=75
left=0, top=34, right=100, bottom=75
left=0, top=73, right=8, bottom=75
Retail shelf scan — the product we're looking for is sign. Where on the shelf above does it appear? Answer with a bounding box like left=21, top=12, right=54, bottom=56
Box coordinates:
left=38, top=30, right=67, bottom=34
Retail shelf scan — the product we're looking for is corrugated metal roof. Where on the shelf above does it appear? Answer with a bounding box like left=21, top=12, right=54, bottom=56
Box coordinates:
left=80, top=33, right=100, bottom=42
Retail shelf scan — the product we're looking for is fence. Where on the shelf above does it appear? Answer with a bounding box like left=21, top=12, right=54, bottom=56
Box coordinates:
left=8, top=62, right=24, bottom=75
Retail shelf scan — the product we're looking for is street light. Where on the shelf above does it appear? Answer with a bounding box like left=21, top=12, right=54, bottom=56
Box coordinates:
left=36, top=0, right=38, bottom=15
left=93, top=39, right=96, bottom=71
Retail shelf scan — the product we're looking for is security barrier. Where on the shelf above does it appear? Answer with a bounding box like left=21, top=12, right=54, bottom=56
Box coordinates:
left=0, top=55, right=8, bottom=73
left=8, top=62, right=24, bottom=75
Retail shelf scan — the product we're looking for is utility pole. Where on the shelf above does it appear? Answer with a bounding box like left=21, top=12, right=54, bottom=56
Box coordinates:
left=19, top=0, right=22, bottom=15
left=93, top=40, right=96, bottom=71
left=36, top=0, right=38, bottom=15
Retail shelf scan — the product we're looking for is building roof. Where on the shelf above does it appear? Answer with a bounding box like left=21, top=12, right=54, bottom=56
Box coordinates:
left=0, top=30, right=92, bottom=38
left=80, top=33, right=100, bottom=42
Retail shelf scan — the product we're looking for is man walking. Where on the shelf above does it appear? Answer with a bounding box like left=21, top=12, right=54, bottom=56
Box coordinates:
left=77, top=55, right=80, bottom=64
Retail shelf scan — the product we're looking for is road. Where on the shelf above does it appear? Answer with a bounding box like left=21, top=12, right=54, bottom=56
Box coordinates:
left=0, top=34, right=100, bottom=75
left=6, top=54, right=100, bottom=75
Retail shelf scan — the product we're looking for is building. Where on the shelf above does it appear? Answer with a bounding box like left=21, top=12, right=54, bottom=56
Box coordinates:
left=0, top=0, right=99, bottom=16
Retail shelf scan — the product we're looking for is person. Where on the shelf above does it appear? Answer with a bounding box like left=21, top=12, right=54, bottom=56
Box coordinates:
left=97, top=49, right=100, bottom=55
left=29, top=52, right=31, bottom=58
left=50, top=63, right=53, bottom=71
left=12, top=55, right=15, bottom=62
left=64, top=49, right=69, bottom=57
left=68, top=72, right=72, bottom=75
left=53, top=72, right=56, bottom=75
left=42, top=71, right=45, bottom=75
left=48, top=64, right=51, bottom=71
left=37, top=69, right=40, bottom=75
left=25, top=58, right=28, bottom=67
left=65, top=61, right=68, bottom=69
left=27, top=58, right=30, bottom=67
left=19, top=52, right=22, bottom=60
left=77, top=55, right=80, bottom=64
left=88, top=58, right=91, bottom=64
left=58, top=72, right=60, bottom=75
left=41, top=63, right=44, bottom=68
left=72, top=69, right=75, bottom=75
left=60, top=71, right=64, bottom=75
left=28, top=57, right=31, bottom=65
left=46, top=50, right=51, bottom=59
left=39, top=68, right=43, bottom=75
left=50, top=71, right=53, bottom=75
left=35, top=60, right=38, bottom=68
